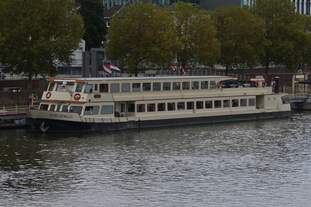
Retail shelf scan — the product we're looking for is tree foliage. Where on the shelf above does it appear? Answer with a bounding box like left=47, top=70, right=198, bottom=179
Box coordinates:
left=253, top=0, right=306, bottom=71
left=107, top=3, right=176, bottom=75
left=173, top=3, right=220, bottom=67
left=0, top=0, right=83, bottom=79
left=213, top=7, right=265, bottom=70
left=76, top=0, right=106, bottom=50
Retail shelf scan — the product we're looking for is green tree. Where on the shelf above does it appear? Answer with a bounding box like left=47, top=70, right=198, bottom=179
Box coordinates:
left=107, top=3, right=176, bottom=75
left=253, top=0, right=304, bottom=71
left=173, top=3, right=220, bottom=68
left=0, top=0, right=83, bottom=79
left=76, top=0, right=106, bottom=50
left=213, top=7, right=265, bottom=73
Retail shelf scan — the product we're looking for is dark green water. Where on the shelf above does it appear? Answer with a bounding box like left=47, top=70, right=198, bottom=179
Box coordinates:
left=0, top=113, right=310, bottom=207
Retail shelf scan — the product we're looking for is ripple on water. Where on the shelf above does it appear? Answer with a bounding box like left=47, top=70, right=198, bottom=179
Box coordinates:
left=0, top=113, right=311, bottom=207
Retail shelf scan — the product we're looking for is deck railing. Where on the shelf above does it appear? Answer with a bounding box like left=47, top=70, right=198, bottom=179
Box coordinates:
left=0, top=105, right=31, bottom=115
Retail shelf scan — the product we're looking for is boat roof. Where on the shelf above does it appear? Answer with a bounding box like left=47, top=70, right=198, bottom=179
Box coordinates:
left=50, top=76, right=235, bottom=82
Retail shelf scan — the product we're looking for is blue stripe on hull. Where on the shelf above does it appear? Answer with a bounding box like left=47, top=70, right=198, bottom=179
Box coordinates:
left=30, top=111, right=291, bottom=133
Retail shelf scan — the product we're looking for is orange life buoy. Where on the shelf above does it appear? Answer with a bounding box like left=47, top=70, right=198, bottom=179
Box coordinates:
left=74, top=93, right=81, bottom=101
left=46, top=92, right=51, bottom=99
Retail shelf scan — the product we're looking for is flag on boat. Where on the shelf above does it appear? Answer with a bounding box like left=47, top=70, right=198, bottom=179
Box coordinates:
left=102, top=63, right=121, bottom=74
left=170, top=65, right=177, bottom=72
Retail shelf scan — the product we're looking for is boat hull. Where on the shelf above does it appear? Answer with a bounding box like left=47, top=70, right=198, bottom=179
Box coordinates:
left=29, top=111, right=291, bottom=133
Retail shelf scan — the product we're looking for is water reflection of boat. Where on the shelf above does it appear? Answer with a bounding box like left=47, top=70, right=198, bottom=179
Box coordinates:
left=29, top=76, right=291, bottom=133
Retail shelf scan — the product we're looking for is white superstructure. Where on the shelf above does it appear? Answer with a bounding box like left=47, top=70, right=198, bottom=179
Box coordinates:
left=30, top=76, right=291, bottom=132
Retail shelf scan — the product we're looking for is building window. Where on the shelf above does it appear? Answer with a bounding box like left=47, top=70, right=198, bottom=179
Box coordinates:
left=121, top=83, right=131, bottom=92
left=147, top=103, right=156, bottom=112
left=187, top=102, right=194, bottom=110
left=153, top=82, right=161, bottom=91
left=173, top=82, right=181, bottom=90
left=110, top=83, right=120, bottom=93
left=201, top=81, right=209, bottom=89
left=205, top=100, right=213, bottom=109
left=137, top=104, right=145, bottom=112
left=177, top=102, right=185, bottom=110
left=232, top=99, right=239, bottom=107
left=240, top=99, right=247, bottom=107
left=101, top=105, right=113, bottom=114
left=163, top=82, right=171, bottom=91
left=157, top=103, right=166, bottom=111
left=182, top=82, right=190, bottom=90
left=192, top=81, right=200, bottom=90
left=167, top=102, right=175, bottom=111
left=196, top=101, right=204, bottom=109
left=214, top=100, right=222, bottom=108
left=143, top=83, right=151, bottom=91
left=84, top=106, right=99, bottom=115
left=223, top=100, right=230, bottom=108
left=100, top=84, right=109, bottom=92
left=132, top=83, right=141, bottom=92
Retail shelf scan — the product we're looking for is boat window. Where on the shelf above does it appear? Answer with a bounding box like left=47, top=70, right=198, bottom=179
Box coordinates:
left=56, top=83, right=65, bottom=92
left=205, top=101, right=213, bottom=109
left=100, top=84, right=109, bottom=93
left=182, top=82, right=190, bottom=90
left=143, top=83, right=151, bottom=91
left=223, top=100, right=230, bottom=108
left=167, top=102, right=175, bottom=111
left=94, top=84, right=98, bottom=92
left=62, top=105, right=69, bottom=112
left=157, top=103, right=166, bottom=111
left=192, top=81, right=200, bottom=90
left=56, top=104, right=62, bottom=112
left=75, top=83, right=84, bottom=92
left=122, top=83, right=131, bottom=92
left=153, top=82, right=161, bottom=91
left=196, top=101, right=204, bottom=109
left=201, top=81, right=209, bottom=89
left=132, top=83, right=141, bottom=92
left=210, top=81, right=217, bottom=89
left=163, top=82, right=171, bottom=91
left=137, top=104, right=145, bottom=112
left=65, top=82, right=75, bottom=92
left=101, top=105, right=113, bottom=114
left=84, top=84, right=93, bottom=93
left=177, top=102, right=185, bottom=110
left=84, top=106, right=100, bottom=115
left=147, top=103, right=156, bottom=112
left=248, top=98, right=256, bottom=106
left=39, top=104, right=49, bottom=111
left=173, top=82, right=181, bottom=90
left=69, top=106, right=82, bottom=115
left=49, top=104, right=56, bottom=111
left=232, top=99, right=239, bottom=107
left=127, top=104, right=135, bottom=113
left=47, top=82, right=55, bottom=91
left=111, top=83, right=120, bottom=93
left=240, top=99, right=247, bottom=107
left=187, top=102, right=194, bottom=110
left=214, top=100, right=222, bottom=108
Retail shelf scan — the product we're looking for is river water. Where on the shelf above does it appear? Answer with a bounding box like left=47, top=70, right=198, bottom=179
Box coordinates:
left=0, top=113, right=311, bottom=207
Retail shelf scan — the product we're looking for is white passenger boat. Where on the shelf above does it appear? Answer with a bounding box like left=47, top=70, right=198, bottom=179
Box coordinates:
left=30, top=76, right=291, bottom=132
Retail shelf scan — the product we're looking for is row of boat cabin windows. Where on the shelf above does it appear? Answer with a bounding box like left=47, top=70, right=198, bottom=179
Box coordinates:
left=39, top=98, right=256, bottom=115
left=47, top=80, right=218, bottom=93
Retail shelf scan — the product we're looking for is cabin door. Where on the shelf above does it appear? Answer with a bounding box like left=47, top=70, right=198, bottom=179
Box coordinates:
left=115, top=102, right=135, bottom=117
